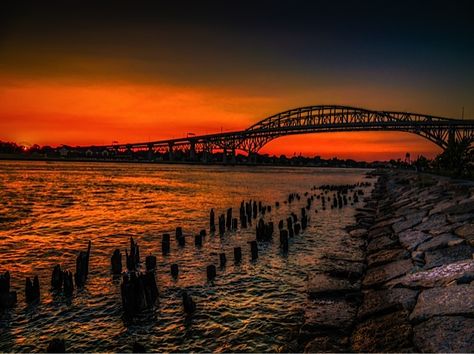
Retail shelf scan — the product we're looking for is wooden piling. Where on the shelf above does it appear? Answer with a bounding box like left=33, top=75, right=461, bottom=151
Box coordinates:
left=111, top=249, right=122, bottom=274
left=219, top=253, right=227, bottom=267
left=206, top=265, right=216, bottom=281
left=250, top=241, right=258, bottom=260
left=170, top=264, right=179, bottom=278
left=25, top=276, right=40, bottom=303
left=233, top=247, right=242, bottom=264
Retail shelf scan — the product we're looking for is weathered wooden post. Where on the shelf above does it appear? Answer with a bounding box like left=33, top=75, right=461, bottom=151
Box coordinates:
left=145, top=255, right=157, bottom=272
left=226, top=208, right=232, bottom=230
left=206, top=265, right=216, bottom=281
left=219, top=253, right=227, bottom=267
left=63, top=271, right=74, bottom=296
left=287, top=217, right=294, bottom=237
left=194, top=234, right=202, bottom=247
left=182, top=290, right=196, bottom=314
left=126, top=237, right=140, bottom=271
left=0, top=271, right=17, bottom=308
left=74, top=240, right=91, bottom=287
left=280, top=229, right=289, bottom=252
left=210, top=209, right=216, bottom=233
left=111, top=249, right=122, bottom=274
left=177, top=235, right=185, bottom=247
left=51, top=265, right=63, bottom=291
left=25, top=276, right=40, bottom=303
left=250, top=241, right=258, bottom=260
left=218, top=214, right=225, bottom=235
left=234, top=247, right=242, bottom=264
left=294, top=223, right=301, bottom=235
left=171, top=264, right=179, bottom=278
left=176, top=227, right=183, bottom=239
left=132, top=342, right=146, bottom=353
left=46, top=338, right=66, bottom=353
left=199, top=229, right=206, bottom=238
left=162, top=233, right=171, bottom=255
left=232, top=218, right=238, bottom=231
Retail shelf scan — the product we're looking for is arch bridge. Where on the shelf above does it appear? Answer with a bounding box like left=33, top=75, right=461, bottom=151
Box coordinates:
left=82, top=105, right=474, bottom=161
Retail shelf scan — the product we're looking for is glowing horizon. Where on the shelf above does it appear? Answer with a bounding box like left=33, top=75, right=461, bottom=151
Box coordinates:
left=0, top=1, right=472, bottom=161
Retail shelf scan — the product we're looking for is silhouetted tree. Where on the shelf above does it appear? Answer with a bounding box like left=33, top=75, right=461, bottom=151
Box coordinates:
left=434, top=137, right=473, bottom=177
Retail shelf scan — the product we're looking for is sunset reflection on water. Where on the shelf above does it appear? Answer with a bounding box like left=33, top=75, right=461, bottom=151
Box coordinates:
left=0, top=161, right=371, bottom=352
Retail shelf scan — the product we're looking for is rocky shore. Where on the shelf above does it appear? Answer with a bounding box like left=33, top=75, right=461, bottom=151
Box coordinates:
left=299, top=170, right=474, bottom=352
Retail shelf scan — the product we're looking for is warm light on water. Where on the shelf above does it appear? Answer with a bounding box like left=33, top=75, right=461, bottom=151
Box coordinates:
left=0, top=161, right=372, bottom=352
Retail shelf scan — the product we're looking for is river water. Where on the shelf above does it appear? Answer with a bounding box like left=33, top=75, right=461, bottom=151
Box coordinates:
left=0, top=161, right=371, bottom=352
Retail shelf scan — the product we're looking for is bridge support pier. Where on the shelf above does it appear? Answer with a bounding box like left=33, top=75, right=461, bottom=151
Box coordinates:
left=147, top=144, right=154, bottom=161
left=189, top=142, right=196, bottom=161
left=168, top=142, right=174, bottom=162
left=248, top=151, right=257, bottom=164
left=231, top=148, right=236, bottom=164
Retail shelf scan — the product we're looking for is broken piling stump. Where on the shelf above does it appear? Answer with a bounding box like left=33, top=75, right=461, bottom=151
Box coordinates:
left=182, top=290, right=196, bottom=314
left=250, top=241, right=258, bottom=260
left=145, top=255, right=156, bottom=272
left=219, top=253, right=227, bottom=267
left=111, top=249, right=122, bottom=274
left=0, top=271, right=17, bottom=308
left=46, top=338, right=66, bottom=353
left=25, top=275, right=40, bottom=303
left=170, top=264, right=179, bottom=278
left=206, top=265, right=216, bottom=281
left=234, top=247, right=242, bottom=264
left=162, top=233, right=171, bottom=255
left=74, top=240, right=91, bottom=287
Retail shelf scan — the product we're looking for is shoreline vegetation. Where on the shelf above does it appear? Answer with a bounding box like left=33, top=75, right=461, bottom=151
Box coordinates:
left=296, top=170, right=474, bottom=352
left=1, top=136, right=472, bottom=179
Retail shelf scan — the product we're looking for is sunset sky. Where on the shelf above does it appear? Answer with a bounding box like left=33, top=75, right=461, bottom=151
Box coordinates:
left=1, top=1, right=473, bottom=160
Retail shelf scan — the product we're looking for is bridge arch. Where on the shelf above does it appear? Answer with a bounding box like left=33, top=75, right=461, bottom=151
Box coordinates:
left=237, top=105, right=473, bottom=154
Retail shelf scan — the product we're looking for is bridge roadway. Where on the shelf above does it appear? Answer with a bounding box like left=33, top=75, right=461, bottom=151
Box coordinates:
left=79, top=105, right=474, bottom=160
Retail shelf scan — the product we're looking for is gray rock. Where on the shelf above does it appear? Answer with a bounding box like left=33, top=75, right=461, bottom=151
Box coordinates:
left=304, top=335, right=350, bottom=353
left=416, top=233, right=464, bottom=252
left=363, top=259, right=414, bottom=288
left=392, top=212, right=425, bottom=233
left=321, top=258, right=366, bottom=281
left=398, top=230, right=432, bottom=251
left=429, top=198, right=460, bottom=216
left=357, top=288, right=418, bottom=321
left=424, top=243, right=473, bottom=269
left=410, top=284, right=474, bottom=322
left=300, top=299, right=357, bottom=333
left=455, top=223, right=474, bottom=246
left=349, top=228, right=367, bottom=238
left=371, top=217, right=404, bottom=230
left=307, top=273, right=360, bottom=299
left=413, top=316, right=474, bottom=353
left=351, top=310, right=414, bottom=352
left=366, top=235, right=399, bottom=254
left=324, top=249, right=365, bottom=263
left=387, top=259, right=474, bottom=288
left=414, top=214, right=447, bottom=232
left=448, top=213, right=474, bottom=224
left=430, top=221, right=465, bottom=236
left=444, top=199, right=474, bottom=215
left=367, top=226, right=392, bottom=240
left=367, top=248, right=410, bottom=268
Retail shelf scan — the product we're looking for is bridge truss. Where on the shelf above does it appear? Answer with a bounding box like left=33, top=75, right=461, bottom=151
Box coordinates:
left=81, top=105, right=474, bottom=160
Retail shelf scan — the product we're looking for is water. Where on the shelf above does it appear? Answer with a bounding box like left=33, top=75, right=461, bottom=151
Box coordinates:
left=0, top=161, right=371, bottom=352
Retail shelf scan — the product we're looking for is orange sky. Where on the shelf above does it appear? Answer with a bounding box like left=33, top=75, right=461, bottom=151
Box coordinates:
left=0, top=75, right=450, bottom=161
left=1, top=2, right=473, bottom=161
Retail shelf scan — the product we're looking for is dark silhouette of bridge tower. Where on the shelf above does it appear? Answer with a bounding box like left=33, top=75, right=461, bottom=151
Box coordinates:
left=81, top=105, right=474, bottom=162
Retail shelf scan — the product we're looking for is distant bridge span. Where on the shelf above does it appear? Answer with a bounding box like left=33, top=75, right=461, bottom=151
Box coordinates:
left=83, top=105, right=474, bottom=160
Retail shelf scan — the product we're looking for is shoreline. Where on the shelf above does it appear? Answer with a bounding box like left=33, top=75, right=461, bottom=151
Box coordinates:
left=298, top=170, right=474, bottom=352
